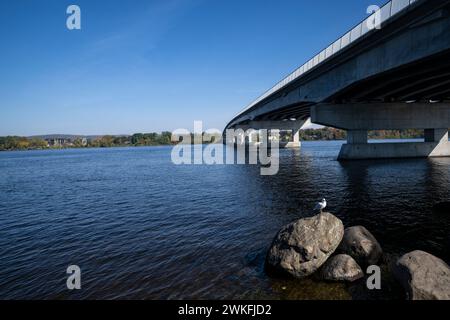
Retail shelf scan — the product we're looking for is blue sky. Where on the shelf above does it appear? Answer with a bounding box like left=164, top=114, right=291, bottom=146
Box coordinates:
left=0, top=0, right=384, bottom=136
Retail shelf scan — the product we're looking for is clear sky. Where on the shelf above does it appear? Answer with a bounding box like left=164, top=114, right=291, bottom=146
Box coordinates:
left=0, top=0, right=385, bottom=136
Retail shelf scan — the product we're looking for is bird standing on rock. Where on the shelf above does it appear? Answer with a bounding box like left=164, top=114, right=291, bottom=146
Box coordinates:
left=314, top=198, right=327, bottom=213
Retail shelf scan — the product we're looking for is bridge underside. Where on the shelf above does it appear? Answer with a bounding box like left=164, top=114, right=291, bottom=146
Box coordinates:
left=231, top=49, right=450, bottom=125
left=325, top=49, right=450, bottom=104
left=313, top=50, right=450, bottom=160
left=226, top=0, right=450, bottom=159
left=230, top=51, right=450, bottom=157
left=312, top=102, right=450, bottom=160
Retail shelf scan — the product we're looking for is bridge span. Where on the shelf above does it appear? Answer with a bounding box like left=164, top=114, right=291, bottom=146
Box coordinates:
left=224, top=0, right=450, bottom=159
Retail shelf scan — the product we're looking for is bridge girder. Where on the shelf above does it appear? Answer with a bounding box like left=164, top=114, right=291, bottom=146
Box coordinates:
left=225, top=0, right=450, bottom=130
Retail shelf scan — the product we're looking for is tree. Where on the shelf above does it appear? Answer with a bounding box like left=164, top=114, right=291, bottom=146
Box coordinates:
left=29, top=138, right=48, bottom=149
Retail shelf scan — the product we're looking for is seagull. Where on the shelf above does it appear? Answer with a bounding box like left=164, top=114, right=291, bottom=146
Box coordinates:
left=314, top=198, right=327, bottom=213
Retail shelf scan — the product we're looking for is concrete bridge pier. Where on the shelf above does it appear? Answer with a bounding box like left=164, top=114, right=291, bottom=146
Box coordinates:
left=425, top=128, right=449, bottom=144
left=283, top=129, right=301, bottom=148
left=246, top=120, right=305, bottom=148
left=338, top=129, right=450, bottom=160
left=224, top=127, right=261, bottom=147
left=311, top=103, right=450, bottom=160
left=226, top=120, right=306, bottom=149
left=244, top=129, right=259, bottom=146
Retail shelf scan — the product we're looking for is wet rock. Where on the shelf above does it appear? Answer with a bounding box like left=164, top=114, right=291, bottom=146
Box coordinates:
left=349, top=253, right=405, bottom=300
left=266, top=212, right=344, bottom=279
left=393, top=250, right=450, bottom=300
left=338, top=226, right=382, bottom=266
left=433, top=202, right=450, bottom=215
left=321, top=254, right=364, bottom=282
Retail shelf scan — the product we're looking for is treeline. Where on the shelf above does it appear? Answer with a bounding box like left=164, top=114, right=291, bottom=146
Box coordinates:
left=0, top=132, right=217, bottom=151
left=0, top=128, right=430, bottom=151
left=299, top=128, right=425, bottom=141
left=89, top=132, right=173, bottom=148
left=368, top=129, right=424, bottom=140
left=0, top=136, right=48, bottom=150
left=299, top=128, right=346, bottom=141
left=0, top=132, right=174, bottom=151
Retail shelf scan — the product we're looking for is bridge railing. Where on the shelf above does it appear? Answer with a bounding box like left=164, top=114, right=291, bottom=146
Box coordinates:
left=237, top=0, right=419, bottom=117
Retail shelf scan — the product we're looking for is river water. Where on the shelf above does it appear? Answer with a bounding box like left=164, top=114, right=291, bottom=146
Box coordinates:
left=0, top=140, right=449, bottom=299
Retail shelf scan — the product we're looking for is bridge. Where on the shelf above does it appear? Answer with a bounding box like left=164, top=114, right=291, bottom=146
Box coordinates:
left=224, top=0, right=450, bottom=159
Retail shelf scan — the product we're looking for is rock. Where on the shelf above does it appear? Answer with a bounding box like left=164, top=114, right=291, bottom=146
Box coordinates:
left=321, top=254, right=364, bottom=282
left=266, top=212, right=344, bottom=279
left=393, top=250, right=450, bottom=300
left=433, top=202, right=450, bottom=215
left=338, top=226, right=382, bottom=266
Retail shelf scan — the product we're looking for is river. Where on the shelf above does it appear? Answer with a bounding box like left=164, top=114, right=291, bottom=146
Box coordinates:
left=0, top=140, right=449, bottom=299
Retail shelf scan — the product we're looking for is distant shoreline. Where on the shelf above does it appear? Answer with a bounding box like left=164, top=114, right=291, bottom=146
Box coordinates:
left=1, top=139, right=434, bottom=153
left=0, top=128, right=428, bottom=152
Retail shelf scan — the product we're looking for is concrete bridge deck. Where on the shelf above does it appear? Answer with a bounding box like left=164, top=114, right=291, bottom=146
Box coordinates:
left=224, top=0, right=450, bottom=159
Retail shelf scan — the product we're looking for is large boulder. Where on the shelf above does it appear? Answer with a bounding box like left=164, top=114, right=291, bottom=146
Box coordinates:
left=432, top=202, right=450, bottom=215
left=321, top=254, right=364, bottom=282
left=393, top=250, right=450, bottom=300
left=266, top=212, right=344, bottom=279
left=338, top=226, right=382, bottom=266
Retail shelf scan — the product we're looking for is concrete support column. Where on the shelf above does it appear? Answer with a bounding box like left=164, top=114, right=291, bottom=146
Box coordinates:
left=285, top=129, right=301, bottom=148
left=237, top=131, right=245, bottom=145
left=246, top=131, right=253, bottom=144
left=228, top=119, right=307, bottom=149
left=293, top=129, right=300, bottom=145
left=246, top=129, right=260, bottom=146
left=257, top=129, right=269, bottom=148
left=425, top=128, right=449, bottom=143
left=311, top=103, right=450, bottom=160
left=253, top=130, right=260, bottom=144
left=347, top=130, right=368, bottom=144
left=269, top=129, right=280, bottom=143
